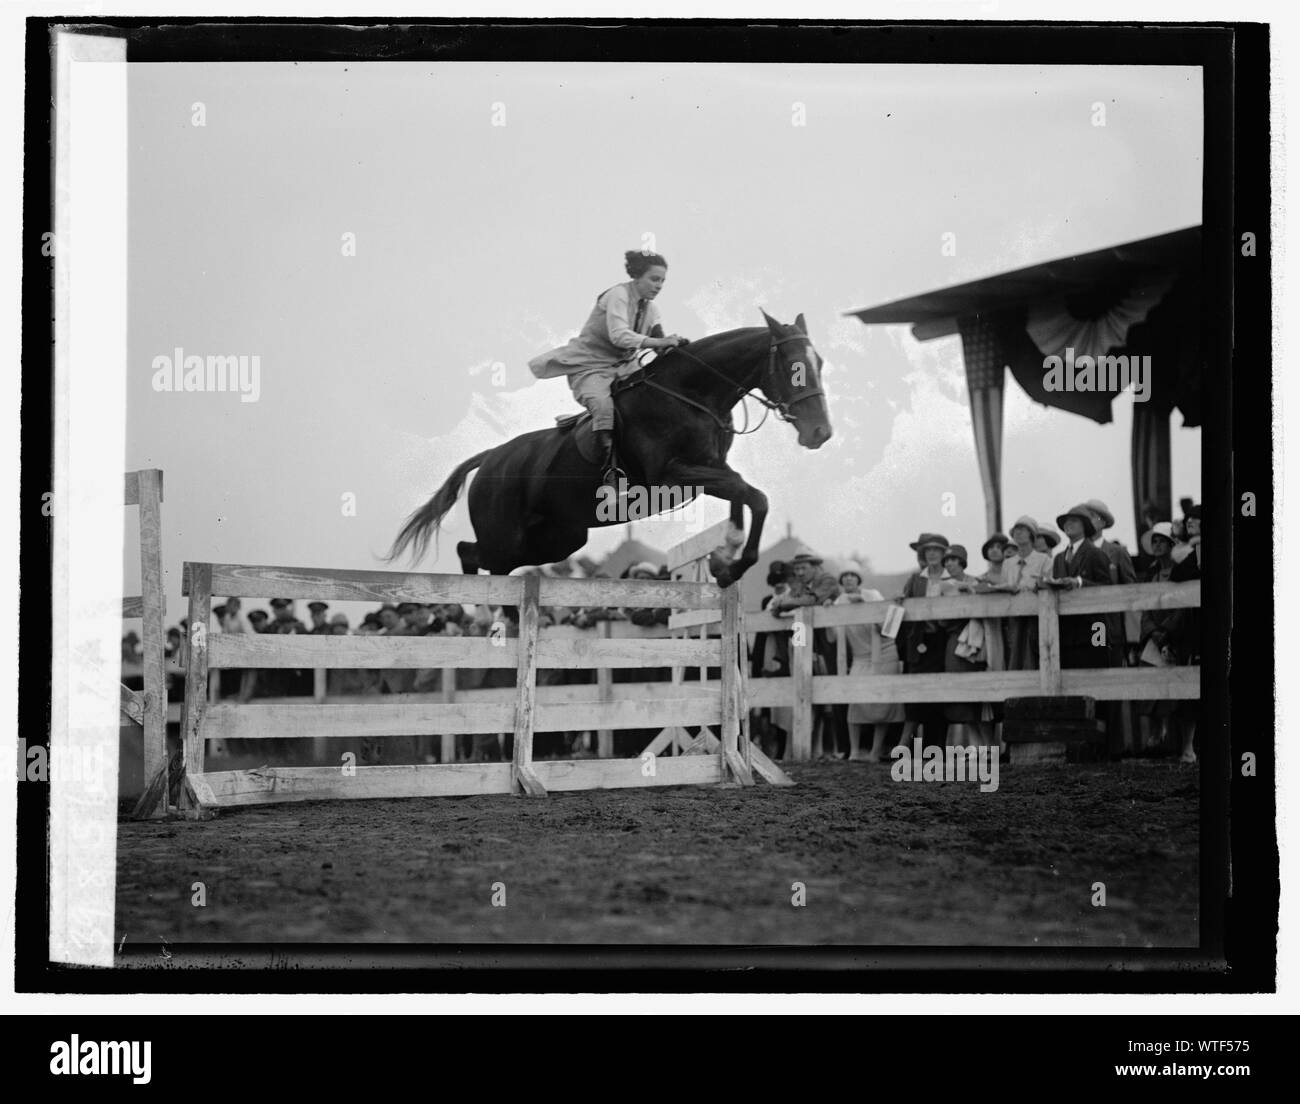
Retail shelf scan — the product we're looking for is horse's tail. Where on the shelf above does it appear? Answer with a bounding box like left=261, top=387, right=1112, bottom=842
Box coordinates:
left=387, top=449, right=490, bottom=564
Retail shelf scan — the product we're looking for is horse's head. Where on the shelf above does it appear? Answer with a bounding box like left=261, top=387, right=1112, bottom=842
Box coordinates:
left=758, top=309, right=833, bottom=449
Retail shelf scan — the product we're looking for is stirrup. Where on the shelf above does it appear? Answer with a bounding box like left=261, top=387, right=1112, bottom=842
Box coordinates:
left=601, top=465, right=627, bottom=490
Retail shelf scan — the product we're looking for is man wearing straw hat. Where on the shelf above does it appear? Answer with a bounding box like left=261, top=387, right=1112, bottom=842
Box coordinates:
left=1082, top=498, right=1137, bottom=756
left=770, top=550, right=841, bottom=613
left=772, top=550, right=846, bottom=756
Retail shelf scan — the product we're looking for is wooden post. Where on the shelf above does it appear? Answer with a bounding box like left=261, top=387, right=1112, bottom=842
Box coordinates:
left=596, top=617, right=613, bottom=758
left=511, top=573, right=545, bottom=796
left=312, top=667, right=328, bottom=763
left=790, top=607, right=814, bottom=760
left=440, top=667, right=456, bottom=764
left=736, top=602, right=753, bottom=775
left=1038, top=588, right=1062, bottom=695
left=134, top=470, right=167, bottom=818
left=719, top=586, right=752, bottom=785
left=180, top=562, right=212, bottom=815
left=698, top=620, right=707, bottom=685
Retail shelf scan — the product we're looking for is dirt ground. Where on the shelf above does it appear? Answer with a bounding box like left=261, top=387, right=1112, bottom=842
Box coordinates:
left=114, top=759, right=1198, bottom=948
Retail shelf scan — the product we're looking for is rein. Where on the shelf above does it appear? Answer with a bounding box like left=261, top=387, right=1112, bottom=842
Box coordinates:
left=625, top=333, right=824, bottom=436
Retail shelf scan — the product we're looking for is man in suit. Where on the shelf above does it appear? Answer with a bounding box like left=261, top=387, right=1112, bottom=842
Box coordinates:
left=1046, top=505, right=1115, bottom=670
left=1082, top=499, right=1139, bottom=663
left=1082, top=499, right=1138, bottom=756
left=307, top=601, right=332, bottom=635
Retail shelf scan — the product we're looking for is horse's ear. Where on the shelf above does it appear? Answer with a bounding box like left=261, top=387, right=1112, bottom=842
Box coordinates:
left=795, top=312, right=807, bottom=334
left=759, top=307, right=781, bottom=333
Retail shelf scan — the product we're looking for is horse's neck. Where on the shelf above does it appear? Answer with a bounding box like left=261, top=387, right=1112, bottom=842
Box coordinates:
left=657, top=328, right=767, bottom=406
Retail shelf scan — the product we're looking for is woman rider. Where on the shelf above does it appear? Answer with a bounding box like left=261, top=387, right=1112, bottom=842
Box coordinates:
left=529, top=250, right=689, bottom=486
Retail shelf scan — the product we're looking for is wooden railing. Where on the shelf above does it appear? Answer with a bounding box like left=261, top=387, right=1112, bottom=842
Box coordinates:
left=744, top=580, right=1201, bottom=759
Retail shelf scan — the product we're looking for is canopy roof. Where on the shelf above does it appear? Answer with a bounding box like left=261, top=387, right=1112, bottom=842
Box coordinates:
left=846, top=226, right=1201, bottom=340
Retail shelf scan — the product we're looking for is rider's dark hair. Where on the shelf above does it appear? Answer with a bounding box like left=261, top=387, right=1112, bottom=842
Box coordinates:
left=625, top=250, right=668, bottom=278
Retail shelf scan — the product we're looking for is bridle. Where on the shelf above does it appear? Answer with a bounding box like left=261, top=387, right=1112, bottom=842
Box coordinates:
left=629, top=332, right=826, bottom=436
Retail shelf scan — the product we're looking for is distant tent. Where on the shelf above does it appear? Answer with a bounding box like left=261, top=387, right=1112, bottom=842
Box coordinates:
left=738, top=534, right=911, bottom=612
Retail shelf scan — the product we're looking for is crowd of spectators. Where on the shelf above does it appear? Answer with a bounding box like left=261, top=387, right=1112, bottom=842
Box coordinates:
left=750, top=497, right=1203, bottom=765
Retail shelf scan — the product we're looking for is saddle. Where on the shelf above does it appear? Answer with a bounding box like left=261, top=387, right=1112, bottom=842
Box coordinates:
left=554, top=409, right=623, bottom=469
left=552, top=351, right=658, bottom=469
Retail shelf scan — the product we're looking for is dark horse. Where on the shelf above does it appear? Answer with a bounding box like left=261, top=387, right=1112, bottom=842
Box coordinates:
left=387, top=310, right=832, bottom=587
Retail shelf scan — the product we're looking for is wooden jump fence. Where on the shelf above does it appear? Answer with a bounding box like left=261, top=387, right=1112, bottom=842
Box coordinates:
left=177, top=559, right=789, bottom=814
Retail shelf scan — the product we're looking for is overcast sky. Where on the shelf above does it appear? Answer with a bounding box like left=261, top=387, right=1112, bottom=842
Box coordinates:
left=123, top=61, right=1202, bottom=612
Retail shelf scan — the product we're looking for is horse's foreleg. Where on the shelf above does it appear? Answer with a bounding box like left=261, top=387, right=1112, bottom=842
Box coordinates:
left=668, top=463, right=768, bottom=587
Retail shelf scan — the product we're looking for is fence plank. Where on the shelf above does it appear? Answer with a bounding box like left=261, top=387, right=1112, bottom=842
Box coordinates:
left=201, top=696, right=724, bottom=743
left=1059, top=666, right=1201, bottom=700
left=666, top=520, right=735, bottom=571
left=207, top=631, right=719, bottom=670
left=188, top=562, right=523, bottom=606
left=1059, top=579, right=1200, bottom=614
left=245, top=680, right=719, bottom=708
left=188, top=755, right=726, bottom=807
left=814, top=670, right=1042, bottom=704
left=540, top=575, right=721, bottom=610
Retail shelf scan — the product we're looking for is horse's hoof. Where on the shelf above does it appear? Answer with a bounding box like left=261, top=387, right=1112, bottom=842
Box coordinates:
left=713, top=567, right=733, bottom=588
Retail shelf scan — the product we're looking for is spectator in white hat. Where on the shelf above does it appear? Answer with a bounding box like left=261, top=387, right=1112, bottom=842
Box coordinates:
left=1001, top=515, right=1051, bottom=670
left=835, top=571, right=903, bottom=761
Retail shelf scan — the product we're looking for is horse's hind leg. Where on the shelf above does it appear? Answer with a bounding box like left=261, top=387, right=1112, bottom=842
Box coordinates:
left=456, top=540, right=481, bottom=574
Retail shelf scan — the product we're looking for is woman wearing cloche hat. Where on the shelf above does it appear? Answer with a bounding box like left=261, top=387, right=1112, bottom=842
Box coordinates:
left=897, top=533, right=950, bottom=750
left=835, top=570, right=904, bottom=761
left=1001, top=515, right=1052, bottom=670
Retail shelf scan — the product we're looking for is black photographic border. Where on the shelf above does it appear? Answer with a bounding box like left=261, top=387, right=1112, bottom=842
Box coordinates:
left=17, top=16, right=1276, bottom=995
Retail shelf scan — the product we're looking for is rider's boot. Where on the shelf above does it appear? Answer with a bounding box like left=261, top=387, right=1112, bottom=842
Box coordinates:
left=595, top=429, right=625, bottom=490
